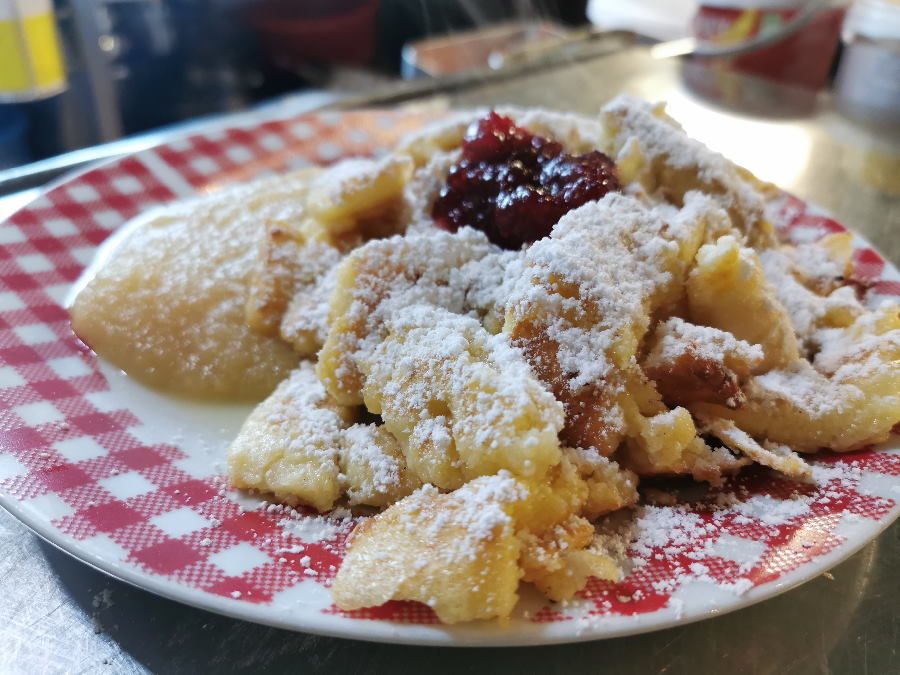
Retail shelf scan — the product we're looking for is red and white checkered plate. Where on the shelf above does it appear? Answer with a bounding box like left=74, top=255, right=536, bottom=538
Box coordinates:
left=0, top=110, right=898, bottom=646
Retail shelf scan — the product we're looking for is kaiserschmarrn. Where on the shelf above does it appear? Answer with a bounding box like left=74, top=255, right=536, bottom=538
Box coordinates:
left=71, top=96, right=900, bottom=624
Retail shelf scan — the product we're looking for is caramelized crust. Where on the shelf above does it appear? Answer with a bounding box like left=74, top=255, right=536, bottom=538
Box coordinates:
left=643, top=317, right=764, bottom=409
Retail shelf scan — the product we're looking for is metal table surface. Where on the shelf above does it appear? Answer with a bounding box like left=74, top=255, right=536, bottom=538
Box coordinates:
left=2, top=47, right=899, bottom=674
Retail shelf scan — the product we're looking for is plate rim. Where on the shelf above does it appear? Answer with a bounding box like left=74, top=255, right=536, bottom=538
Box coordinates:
left=3, top=486, right=897, bottom=647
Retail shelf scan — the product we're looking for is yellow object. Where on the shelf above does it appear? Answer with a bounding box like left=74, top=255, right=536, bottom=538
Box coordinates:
left=0, top=0, right=65, bottom=100
left=715, top=9, right=758, bottom=44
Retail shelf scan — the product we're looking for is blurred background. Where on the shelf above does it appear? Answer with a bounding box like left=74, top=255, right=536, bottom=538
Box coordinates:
left=0, top=0, right=898, bottom=174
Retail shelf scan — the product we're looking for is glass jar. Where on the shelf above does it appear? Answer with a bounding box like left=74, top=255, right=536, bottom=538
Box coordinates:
left=693, top=0, right=844, bottom=90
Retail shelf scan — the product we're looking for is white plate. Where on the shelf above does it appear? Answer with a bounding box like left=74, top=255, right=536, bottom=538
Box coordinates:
left=0, top=110, right=898, bottom=645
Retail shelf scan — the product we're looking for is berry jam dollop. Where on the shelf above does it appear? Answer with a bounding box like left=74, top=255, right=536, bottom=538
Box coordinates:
left=431, top=112, right=621, bottom=249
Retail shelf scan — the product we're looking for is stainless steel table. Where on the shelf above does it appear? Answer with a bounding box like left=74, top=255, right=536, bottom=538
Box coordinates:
left=2, top=46, right=898, bottom=674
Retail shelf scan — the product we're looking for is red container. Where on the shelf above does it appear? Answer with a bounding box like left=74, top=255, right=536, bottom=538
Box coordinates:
left=693, top=1, right=844, bottom=90
left=248, top=0, right=380, bottom=67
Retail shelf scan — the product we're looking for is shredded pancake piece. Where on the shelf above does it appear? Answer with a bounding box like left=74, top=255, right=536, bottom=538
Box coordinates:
left=643, top=317, right=764, bottom=409
left=601, top=95, right=774, bottom=246
left=228, top=363, right=354, bottom=511
left=317, top=227, right=510, bottom=405
left=503, top=192, right=706, bottom=454
left=360, top=304, right=564, bottom=490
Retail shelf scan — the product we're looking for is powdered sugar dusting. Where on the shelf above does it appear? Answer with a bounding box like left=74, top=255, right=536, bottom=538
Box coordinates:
left=578, top=445, right=893, bottom=608
left=760, top=247, right=864, bottom=341
left=507, top=193, right=683, bottom=391
left=645, top=317, right=763, bottom=369
left=602, top=94, right=766, bottom=231
left=396, top=472, right=526, bottom=562
left=279, top=510, right=355, bottom=544
left=753, top=361, right=862, bottom=419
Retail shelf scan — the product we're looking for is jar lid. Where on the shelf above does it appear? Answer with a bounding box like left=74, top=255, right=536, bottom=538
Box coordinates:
left=844, top=0, right=900, bottom=42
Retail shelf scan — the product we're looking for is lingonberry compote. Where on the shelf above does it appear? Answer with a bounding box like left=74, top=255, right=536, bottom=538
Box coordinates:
left=431, top=112, right=620, bottom=249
